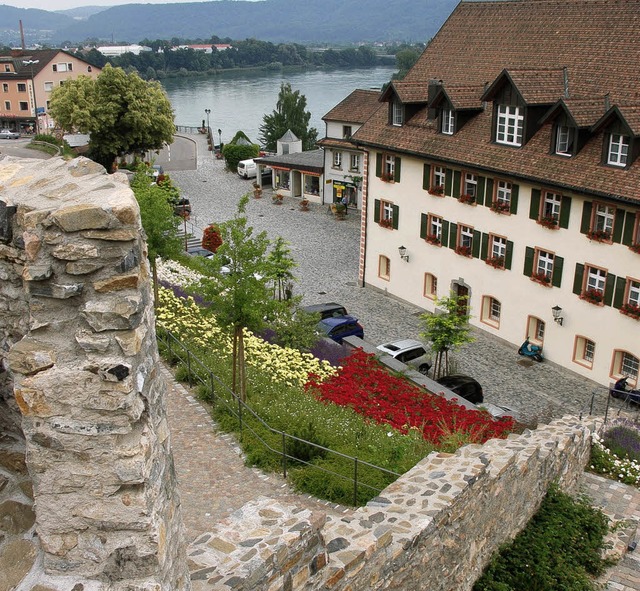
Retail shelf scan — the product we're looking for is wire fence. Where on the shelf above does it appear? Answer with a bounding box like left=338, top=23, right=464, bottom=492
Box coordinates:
left=156, top=326, right=401, bottom=506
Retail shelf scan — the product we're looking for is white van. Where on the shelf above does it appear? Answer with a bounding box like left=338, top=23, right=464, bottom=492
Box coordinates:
left=237, top=159, right=257, bottom=179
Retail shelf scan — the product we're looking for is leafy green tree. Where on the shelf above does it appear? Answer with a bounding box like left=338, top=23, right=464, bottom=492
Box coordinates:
left=265, top=237, right=296, bottom=301
left=259, top=82, right=318, bottom=151
left=48, top=64, right=175, bottom=171
left=129, top=168, right=183, bottom=305
left=394, top=47, right=422, bottom=80
left=420, top=294, right=474, bottom=378
left=196, top=194, right=275, bottom=401
left=221, top=130, right=260, bottom=171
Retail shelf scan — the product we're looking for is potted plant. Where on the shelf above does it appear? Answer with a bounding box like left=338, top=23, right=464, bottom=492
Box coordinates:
left=580, top=288, right=604, bottom=304
left=539, top=215, right=559, bottom=229
left=455, top=245, right=472, bottom=257
left=586, top=228, right=611, bottom=242
left=458, top=193, right=475, bottom=205
left=429, top=185, right=445, bottom=196
left=252, top=182, right=262, bottom=199
left=334, top=202, right=346, bottom=219
left=299, top=198, right=310, bottom=211
left=486, top=256, right=505, bottom=269
left=272, top=193, right=284, bottom=205
left=202, top=223, right=223, bottom=253
left=425, top=233, right=441, bottom=245
left=490, top=201, right=510, bottom=214
left=531, top=271, right=551, bottom=285
left=620, top=303, right=640, bottom=320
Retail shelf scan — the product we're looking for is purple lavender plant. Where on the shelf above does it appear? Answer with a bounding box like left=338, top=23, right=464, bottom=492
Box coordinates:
left=603, top=420, right=640, bottom=462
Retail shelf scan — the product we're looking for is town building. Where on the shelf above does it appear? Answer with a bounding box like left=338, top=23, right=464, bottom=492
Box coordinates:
left=96, top=44, right=151, bottom=57
left=352, top=0, right=640, bottom=388
left=0, top=49, right=101, bottom=133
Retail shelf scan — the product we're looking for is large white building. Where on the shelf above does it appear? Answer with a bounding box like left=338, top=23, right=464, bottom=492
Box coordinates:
left=352, top=0, right=640, bottom=388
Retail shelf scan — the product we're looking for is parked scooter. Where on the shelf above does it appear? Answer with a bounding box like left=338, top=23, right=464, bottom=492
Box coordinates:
left=518, top=337, right=544, bottom=362
left=610, top=377, right=640, bottom=405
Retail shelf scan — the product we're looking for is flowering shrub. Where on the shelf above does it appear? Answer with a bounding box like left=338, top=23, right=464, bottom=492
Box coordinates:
left=621, top=303, right=640, bottom=320
left=201, top=223, right=223, bottom=253
left=586, top=228, right=611, bottom=242
left=157, top=258, right=203, bottom=288
left=590, top=424, right=640, bottom=487
left=305, top=349, right=514, bottom=446
left=458, top=193, right=475, bottom=204
left=580, top=288, right=604, bottom=304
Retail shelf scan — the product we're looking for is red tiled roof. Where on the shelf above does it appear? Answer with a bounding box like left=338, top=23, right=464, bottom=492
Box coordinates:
left=355, top=0, right=640, bottom=203
left=322, top=89, right=381, bottom=124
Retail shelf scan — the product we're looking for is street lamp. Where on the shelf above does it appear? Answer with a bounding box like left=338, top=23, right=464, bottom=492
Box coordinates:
left=218, top=128, right=222, bottom=146
left=23, top=59, right=40, bottom=134
left=204, top=108, right=211, bottom=131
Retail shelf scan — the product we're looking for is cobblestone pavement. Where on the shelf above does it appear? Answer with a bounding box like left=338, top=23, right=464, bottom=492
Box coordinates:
left=170, top=136, right=631, bottom=425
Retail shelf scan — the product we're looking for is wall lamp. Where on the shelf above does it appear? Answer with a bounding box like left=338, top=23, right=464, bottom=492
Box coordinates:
left=551, top=305, right=564, bottom=326
left=398, top=245, right=409, bottom=263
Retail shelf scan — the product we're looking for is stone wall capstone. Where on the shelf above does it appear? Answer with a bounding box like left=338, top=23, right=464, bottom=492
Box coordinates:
left=0, top=155, right=190, bottom=590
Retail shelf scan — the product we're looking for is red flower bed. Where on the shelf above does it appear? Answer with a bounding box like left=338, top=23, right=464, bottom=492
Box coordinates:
left=305, top=349, right=514, bottom=445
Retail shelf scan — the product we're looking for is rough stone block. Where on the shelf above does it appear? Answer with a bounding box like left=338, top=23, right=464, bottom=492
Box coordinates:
left=52, top=205, right=114, bottom=232
left=52, top=243, right=99, bottom=261
left=66, top=260, right=105, bottom=275
left=29, top=282, right=84, bottom=299
left=81, top=296, right=143, bottom=332
left=7, top=339, right=56, bottom=375
left=0, top=500, right=36, bottom=534
left=22, top=264, right=53, bottom=281
left=81, top=229, right=139, bottom=242
left=0, top=538, right=37, bottom=591
left=93, top=274, right=139, bottom=293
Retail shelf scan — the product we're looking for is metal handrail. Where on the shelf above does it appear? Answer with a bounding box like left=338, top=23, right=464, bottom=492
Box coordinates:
left=28, top=140, right=63, bottom=155
left=157, top=326, right=401, bottom=505
left=579, top=384, right=640, bottom=426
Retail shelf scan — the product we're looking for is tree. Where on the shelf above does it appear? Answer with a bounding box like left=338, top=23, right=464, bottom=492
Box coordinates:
left=222, top=130, right=260, bottom=172
left=259, top=82, right=318, bottom=151
left=394, top=47, right=422, bottom=80
left=196, top=194, right=275, bottom=401
left=48, top=64, right=175, bottom=171
left=420, top=294, right=475, bottom=379
left=265, top=237, right=296, bottom=301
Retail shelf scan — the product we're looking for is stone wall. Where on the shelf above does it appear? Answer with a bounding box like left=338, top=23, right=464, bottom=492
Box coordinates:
left=188, top=417, right=592, bottom=590
left=0, top=156, right=190, bottom=590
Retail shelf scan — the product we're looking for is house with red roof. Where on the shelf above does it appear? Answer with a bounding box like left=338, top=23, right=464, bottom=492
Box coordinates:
left=352, top=0, right=640, bottom=387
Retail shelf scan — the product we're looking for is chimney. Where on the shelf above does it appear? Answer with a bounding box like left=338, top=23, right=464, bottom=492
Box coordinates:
left=19, top=20, right=25, bottom=50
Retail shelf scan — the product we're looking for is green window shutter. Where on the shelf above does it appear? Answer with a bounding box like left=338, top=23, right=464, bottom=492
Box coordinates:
left=420, top=213, right=427, bottom=239
left=423, top=163, right=431, bottom=191
left=448, top=222, right=458, bottom=249
left=551, top=255, right=563, bottom=288
left=573, top=263, right=584, bottom=295
left=580, top=202, right=593, bottom=234
left=612, top=209, right=625, bottom=243
left=453, top=170, right=461, bottom=198
left=445, top=169, right=453, bottom=196
left=476, top=176, right=486, bottom=206
left=523, top=246, right=534, bottom=277
left=505, top=240, right=514, bottom=270
left=392, top=204, right=399, bottom=229
left=510, top=184, right=519, bottom=214
left=375, top=153, right=382, bottom=178
left=529, top=189, right=541, bottom=220
left=604, top=272, right=616, bottom=306
left=472, top=230, right=481, bottom=258
left=373, top=199, right=380, bottom=223
left=480, top=233, right=489, bottom=261
left=559, top=195, right=571, bottom=229
left=613, top=276, right=626, bottom=309
left=484, top=178, right=494, bottom=208
left=441, top=220, right=450, bottom=245
left=622, top=211, right=636, bottom=246
left=394, top=157, right=401, bottom=183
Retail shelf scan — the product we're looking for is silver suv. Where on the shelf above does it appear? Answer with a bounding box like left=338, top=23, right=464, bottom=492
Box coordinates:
left=376, top=339, right=432, bottom=375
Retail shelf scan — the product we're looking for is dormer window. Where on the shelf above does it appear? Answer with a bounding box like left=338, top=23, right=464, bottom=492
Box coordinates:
left=555, top=124, right=574, bottom=156
left=441, top=109, right=454, bottom=135
left=342, top=125, right=352, bottom=139
left=392, top=99, right=403, bottom=126
left=608, top=133, right=629, bottom=167
left=496, top=105, right=523, bottom=146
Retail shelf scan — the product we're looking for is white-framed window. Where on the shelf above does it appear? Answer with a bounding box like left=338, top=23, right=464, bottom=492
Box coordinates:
left=496, top=104, right=523, bottom=146
left=593, top=203, right=614, bottom=235
left=379, top=255, right=391, bottom=280
left=481, top=296, right=501, bottom=328
left=608, top=133, right=629, bottom=167
left=627, top=279, right=640, bottom=307
left=556, top=125, right=571, bottom=155
left=490, top=235, right=506, bottom=261
left=428, top=214, right=442, bottom=241
left=44, top=81, right=53, bottom=92
left=536, top=249, right=554, bottom=279
left=424, top=273, right=437, bottom=299
left=457, top=225, right=473, bottom=256
left=463, top=173, right=477, bottom=198
left=332, top=151, right=342, bottom=169
left=384, top=154, right=395, bottom=178
left=350, top=153, right=360, bottom=171
left=392, top=99, right=403, bottom=126
left=574, top=336, right=595, bottom=369
left=542, top=191, right=561, bottom=221
left=612, top=351, right=639, bottom=385
left=496, top=180, right=511, bottom=206
left=586, top=265, right=606, bottom=294
left=441, top=109, right=454, bottom=135
left=433, top=166, right=445, bottom=190
left=382, top=200, right=393, bottom=223
left=17, top=83, right=26, bottom=92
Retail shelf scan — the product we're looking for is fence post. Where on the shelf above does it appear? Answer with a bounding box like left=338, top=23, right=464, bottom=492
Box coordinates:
left=186, top=349, right=192, bottom=387
left=282, top=432, right=287, bottom=478
left=604, top=389, right=610, bottom=425
left=238, top=396, right=243, bottom=435
left=209, top=372, right=215, bottom=405
left=353, top=457, right=358, bottom=506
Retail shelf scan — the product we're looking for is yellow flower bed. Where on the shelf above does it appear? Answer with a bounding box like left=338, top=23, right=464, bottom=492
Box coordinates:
left=157, top=287, right=336, bottom=387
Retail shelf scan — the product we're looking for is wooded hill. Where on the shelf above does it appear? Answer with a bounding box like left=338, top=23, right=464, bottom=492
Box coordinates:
left=0, top=0, right=458, bottom=46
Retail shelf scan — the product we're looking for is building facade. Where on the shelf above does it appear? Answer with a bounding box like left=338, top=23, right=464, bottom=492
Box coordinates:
left=353, top=0, right=640, bottom=388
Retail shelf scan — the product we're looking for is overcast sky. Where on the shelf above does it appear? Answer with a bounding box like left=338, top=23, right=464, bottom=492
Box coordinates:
left=7, top=0, right=251, bottom=11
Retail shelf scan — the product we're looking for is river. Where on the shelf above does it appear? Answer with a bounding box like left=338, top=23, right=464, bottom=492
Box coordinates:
left=161, top=66, right=396, bottom=146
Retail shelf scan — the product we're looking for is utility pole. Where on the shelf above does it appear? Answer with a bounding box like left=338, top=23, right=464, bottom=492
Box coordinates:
left=23, top=59, right=40, bottom=134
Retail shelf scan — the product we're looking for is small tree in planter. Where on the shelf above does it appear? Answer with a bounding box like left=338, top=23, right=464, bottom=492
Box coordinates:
left=202, top=223, right=223, bottom=253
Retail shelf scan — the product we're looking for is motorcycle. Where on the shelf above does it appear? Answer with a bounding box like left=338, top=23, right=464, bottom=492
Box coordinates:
left=610, top=377, right=640, bottom=405
left=518, top=337, right=543, bottom=362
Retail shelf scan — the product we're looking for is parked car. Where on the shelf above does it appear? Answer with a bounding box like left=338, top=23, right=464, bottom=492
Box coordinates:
left=302, top=302, right=349, bottom=320
left=0, top=129, right=20, bottom=139
left=316, top=315, right=363, bottom=344
left=376, top=339, right=432, bottom=375
left=436, top=375, right=484, bottom=404
left=237, top=159, right=257, bottom=179
left=187, top=246, right=214, bottom=259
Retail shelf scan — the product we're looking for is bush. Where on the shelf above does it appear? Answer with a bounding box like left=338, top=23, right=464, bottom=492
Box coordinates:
left=202, top=224, right=223, bottom=253
left=589, top=421, right=640, bottom=486
left=602, top=423, right=640, bottom=463
left=473, top=485, right=612, bottom=591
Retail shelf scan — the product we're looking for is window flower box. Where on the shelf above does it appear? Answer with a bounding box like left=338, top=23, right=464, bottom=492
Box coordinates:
left=490, top=201, right=510, bottom=214
left=486, top=256, right=505, bottom=269
left=539, top=215, right=559, bottom=229
left=586, top=229, right=611, bottom=242
left=455, top=245, right=472, bottom=257
left=379, top=218, right=394, bottom=229
left=429, top=185, right=444, bottom=196
left=580, top=288, right=604, bottom=304
left=629, top=243, right=640, bottom=254
left=458, top=193, right=476, bottom=205
left=531, top=271, right=551, bottom=286
left=620, top=303, right=640, bottom=320
left=380, top=171, right=393, bottom=182
left=425, top=233, right=441, bottom=246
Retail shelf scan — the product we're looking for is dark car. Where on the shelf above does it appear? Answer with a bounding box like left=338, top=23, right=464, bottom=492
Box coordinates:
left=302, top=302, right=349, bottom=320
left=187, top=246, right=214, bottom=259
left=316, top=315, right=363, bottom=344
left=436, top=375, right=484, bottom=404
